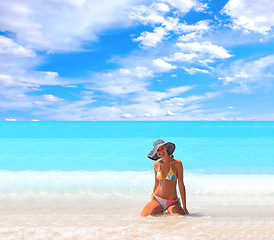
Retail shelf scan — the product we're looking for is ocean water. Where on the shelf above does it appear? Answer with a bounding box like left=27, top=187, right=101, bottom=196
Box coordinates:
left=0, top=121, right=274, bottom=239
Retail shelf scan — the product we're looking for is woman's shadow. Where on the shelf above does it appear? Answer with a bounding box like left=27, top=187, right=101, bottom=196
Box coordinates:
left=185, top=212, right=206, bottom=218
left=155, top=211, right=206, bottom=218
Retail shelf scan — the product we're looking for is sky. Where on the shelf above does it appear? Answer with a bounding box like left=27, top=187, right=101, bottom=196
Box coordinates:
left=0, top=0, right=274, bottom=121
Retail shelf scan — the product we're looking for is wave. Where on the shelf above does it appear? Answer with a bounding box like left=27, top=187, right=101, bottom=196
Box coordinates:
left=1, top=170, right=273, bottom=197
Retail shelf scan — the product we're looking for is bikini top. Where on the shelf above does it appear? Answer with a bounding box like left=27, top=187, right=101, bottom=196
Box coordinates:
left=157, top=162, right=176, bottom=181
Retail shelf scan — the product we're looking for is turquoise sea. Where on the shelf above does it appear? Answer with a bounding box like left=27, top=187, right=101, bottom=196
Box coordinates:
left=1, top=121, right=274, bottom=172
left=1, top=121, right=274, bottom=173
left=0, top=121, right=274, bottom=239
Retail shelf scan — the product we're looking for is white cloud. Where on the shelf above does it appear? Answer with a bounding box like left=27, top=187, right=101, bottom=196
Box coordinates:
left=25, top=94, right=64, bottom=108
left=162, top=17, right=180, bottom=32
left=31, top=91, right=97, bottom=120
left=179, top=32, right=198, bottom=42
left=34, top=104, right=122, bottom=121
left=25, top=85, right=223, bottom=121
left=34, top=101, right=44, bottom=106
left=65, top=85, right=78, bottom=88
left=65, top=85, right=195, bottom=120
left=218, top=54, right=274, bottom=92
left=183, top=67, right=209, bottom=75
left=165, top=97, right=185, bottom=106
left=0, top=73, right=38, bottom=88
left=166, top=110, right=175, bottom=116
left=165, top=53, right=198, bottom=62
left=176, top=42, right=232, bottom=59
left=6, top=94, right=27, bottom=101
left=1, top=0, right=272, bottom=121
left=129, top=0, right=205, bottom=28
left=134, top=16, right=190, bottom=45
left=218, top=76, right=235, bottom=86
left=0, top=66, right=67, bottom=113
left=42, top=94, right=63, bottom=102
left=128, top=3, right=170, bottom=25
left=164, top=91, right=219, bottom=106
left=178, top=20, right=210, bottom=33
left=222, top=0, right=274, bottom=35
left=156, top=3, right=171, bottom=12
left=89, top=66, right=153, bottom=95
left=194, top=2, right=208, bottom=12
left=234, top=72, right=249, bottom=79
left=0, top=36, right=35, bottom=57
left=83, top=50, right=184, bottom=98
left=0, top=0, right=141, bottom=52
left=163, top=41, right=231, bottom=71
left=0, top=32, right=64, bottom=91
left=139, top=85, right=193, bottom=101
left=133, top=14, right=210, bottom=48
left=120, top=113, right=134, bottom=119
left=163, top=0, right=198, bottom=13
left=153, top=58, right=177, bottom=72
left=0, top=74, right=15, bottom=87
left=134, top=27, right=167, bottom=47
left=127, top=66, right=153, bottom=78
left=0, top=69, right=62, bottom=89
left=167, top=86, right=193, bottom=96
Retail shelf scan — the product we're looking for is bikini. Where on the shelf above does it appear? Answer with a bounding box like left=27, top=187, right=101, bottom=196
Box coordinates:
left=157, top=163, right=176, bottom=181
left=153, top=161, right=178, bottom=210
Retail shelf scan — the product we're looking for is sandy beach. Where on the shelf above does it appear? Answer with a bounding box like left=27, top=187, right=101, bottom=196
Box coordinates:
left=0, top=193, right=273, bottom=240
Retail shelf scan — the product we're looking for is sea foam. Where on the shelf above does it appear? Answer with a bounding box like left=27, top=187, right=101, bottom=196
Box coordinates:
left=1, top=171, right=273, bottom=199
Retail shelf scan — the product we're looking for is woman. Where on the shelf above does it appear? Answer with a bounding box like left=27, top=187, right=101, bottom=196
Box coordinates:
left=141, top=139, right=189, bottom=217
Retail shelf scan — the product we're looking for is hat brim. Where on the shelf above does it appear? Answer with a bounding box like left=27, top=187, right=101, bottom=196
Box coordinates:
left=147, top=142, right=176, bottom=161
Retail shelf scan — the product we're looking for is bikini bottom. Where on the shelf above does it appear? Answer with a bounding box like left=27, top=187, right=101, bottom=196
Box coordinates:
left=153, top=194, right=178, bottom=211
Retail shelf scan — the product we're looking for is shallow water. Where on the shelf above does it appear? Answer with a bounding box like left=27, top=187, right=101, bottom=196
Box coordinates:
left=1, top=195, right=273, bottom=240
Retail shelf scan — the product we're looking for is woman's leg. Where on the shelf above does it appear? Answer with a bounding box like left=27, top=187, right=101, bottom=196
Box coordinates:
left=140, top=199, right=163, bottom=217
left=167, top=202, right=185, bottom=216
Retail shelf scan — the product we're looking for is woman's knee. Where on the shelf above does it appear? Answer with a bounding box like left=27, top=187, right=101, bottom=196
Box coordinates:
left=140, top=210, right=150, bottom=217
left=141, top=201, right=162, bottom=217
left=140, top=206, right=150, bottom=216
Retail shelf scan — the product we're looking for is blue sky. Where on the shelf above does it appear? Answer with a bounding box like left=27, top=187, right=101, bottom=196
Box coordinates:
left=0, top=0, right=274, bottom=120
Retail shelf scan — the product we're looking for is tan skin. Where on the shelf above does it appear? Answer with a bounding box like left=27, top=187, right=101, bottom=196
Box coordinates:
left=141, top=144, right=189, bottom=217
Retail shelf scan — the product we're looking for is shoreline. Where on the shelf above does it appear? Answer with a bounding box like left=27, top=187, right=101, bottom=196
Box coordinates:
left=1, top=201, right=273, bottom=240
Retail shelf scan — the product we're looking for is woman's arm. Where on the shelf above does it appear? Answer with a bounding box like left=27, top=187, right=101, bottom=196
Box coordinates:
left=176, top=161, right=189, bottom=214
left=153, top=161, right=159, bottom=193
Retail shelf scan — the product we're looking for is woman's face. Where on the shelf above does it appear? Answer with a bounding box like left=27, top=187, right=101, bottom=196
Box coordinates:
left=156, top=144, right=168, bottom=158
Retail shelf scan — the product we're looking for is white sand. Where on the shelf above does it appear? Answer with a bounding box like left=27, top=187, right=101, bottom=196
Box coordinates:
left=0, top=194, right=273, bottom=240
